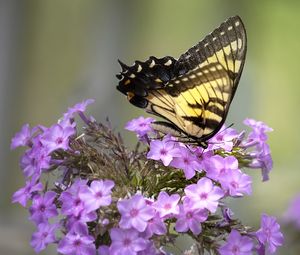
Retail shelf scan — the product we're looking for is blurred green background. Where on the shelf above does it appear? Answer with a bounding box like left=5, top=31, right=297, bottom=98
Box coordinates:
left=1, top=0, right=299, bottom=254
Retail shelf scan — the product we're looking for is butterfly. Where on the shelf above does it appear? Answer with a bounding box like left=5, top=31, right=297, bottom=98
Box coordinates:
left=116, top=16, right=247, bottom=148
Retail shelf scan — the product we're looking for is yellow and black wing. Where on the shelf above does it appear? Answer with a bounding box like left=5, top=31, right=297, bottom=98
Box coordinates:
left=116, top=16, right=247, bottom=146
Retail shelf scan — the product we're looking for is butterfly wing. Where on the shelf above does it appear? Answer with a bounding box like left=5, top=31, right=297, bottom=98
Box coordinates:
left=117, top=16, right=247, bottom=144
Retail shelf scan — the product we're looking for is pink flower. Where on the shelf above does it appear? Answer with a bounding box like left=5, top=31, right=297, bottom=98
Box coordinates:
left=220, top=170, right=252, bottom=197
left=205, top=155, right=239, bottom=182
left=170, top=146, right=202, bottom=179
left=110, top=228, right=148, bottom=255
left=175, top=198, right=208, bottom=235
left=143, top=213, right=167, bottom=238
left=12, top=176, right=43, bottom=207
left=118, top=194, right=155, bottom=232
left=147, top=136, right=180, bottom=166
left=184, top=177, right=224, bottom=213
left=125, top=116, right=155, bottom=137
left=256, top=214, right=284, bottom=254
left=58, top=222, right=96, bottom=255
left=219, top=229, right=253, bottom=255
left=152, top=191, right=180, bottom=218
left=79, top=180, right=114, bottom=212
left=30, top=222, right=59, bottom=253
left=29, top=191, right=58, bottom=224
left=40, top=124, right=75, bottom=153
left=11, top=123, right=32, bottom=149
left=208, top=125, right=239, bottom=151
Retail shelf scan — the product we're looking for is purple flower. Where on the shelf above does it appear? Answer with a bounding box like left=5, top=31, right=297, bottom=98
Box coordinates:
left=11, top=123, right=32, bottom=149
left=58, top=222, right=96, bottom=255
left=218, top=229, right=254, bottom=255
left=249, top=143, right=273, bottom=182
left=219, top=170, right=252, bottom=197
left=59, top=179, right=88, bottom=217
left=184, top=177, right=224, bottom=213
left=143, top=213, right=167, bottom=238
left=208, top=125, right=239, bottom=151
left=66, top=210, right=97, bottom=230
left=29, top=191, right=58, bottom=224
left=205, top=155, right=239, bottom=182
left=40, top=124, right=75, bottom=153
left=256, top=214, right=284, bottom=254
left=30, top=222, right=59, bottom=253
left=175, top=198, right=208, bottom=235
left=79, top=179, right=114, bottom=213
left=170, top=146, right=202, bottom=179
left=152, top=191, right=180, bottom=218
left=98, top=245, right=110, bottom=255
left=12, top=176, right=43, bottom=207
left=64, top=99, right=95, bottom=119
left=118, top=194, right=155, bottom=232
left=284, top=193, right=300, bottom=228
left=147, top=136, right=180, bottom=166
left=244, top=118, right=273, bottom=143
left=110, top=228, right=148, bottom=255
left=125, top=116, right=155, bottom=137
left=20, top=146, right=51, bottom=178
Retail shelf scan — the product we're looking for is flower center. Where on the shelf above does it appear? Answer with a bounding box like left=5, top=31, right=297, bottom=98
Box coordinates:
left=200, top=192, right=208, bottom=200
left=164, top=203, right=171, bottom=210
left=74, top=239, right=82, bottom=247
left=96, top=191, right=103, bottom=198
left=123, top=238, right=132, bottom=247
left=74, top=198, right=81, bottom=206
left=230, top=181, right=239, bottom=189
left=160, top=149, right=167, bottom=156
left=39, top=204, right=46, bottom=212
left=56, top=137, right=63, bottom=144
left=186, top=212, right=193, bottom=219
left=265, top=227, right=271, bottom=238
left=183, top=157, right=189, bottom=164
left=130, top=208, right=139, bottom=217
left=232, top=245, right=240, bottom=254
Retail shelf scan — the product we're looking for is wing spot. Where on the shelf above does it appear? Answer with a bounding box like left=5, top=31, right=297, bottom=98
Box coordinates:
left=235, top=21, right=240, bottom=27
left=175, top=80, right=180, bottom=84
left=220, top=31, right=225, bottom=36
left=237, top=38, right=243, bottom=49
left=149, top=60, right=155, bottom=68
left=228, top=26, right=233, bottom=31
left=189, top=74, right=196, bottom=79
left=212, top=37, right=217, bottom=41
left=136, top=64, right=142, bottom=72
left=155, top=78, right=163, bottom=83
left=129, top=73, right=136, bottom=78
left=210, top=67, right=217, bottom=72
left=204, top=70, right=209, bottom=74
left=217, top=64, right=223, bottom=70
left=204, top=43, right=209, bottom=47
left=164, top=59, right=172, bottom=66
left=182, top=77, right=188, bottom=82
left=168, top=84, right=174, bottom=87
left=196, top=72, right=203, bottom=76
left=124, top=79, right=131, bottom=85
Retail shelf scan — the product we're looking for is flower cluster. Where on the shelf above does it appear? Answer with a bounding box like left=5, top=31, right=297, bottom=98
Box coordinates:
left=11, top=100, right=283, bottom=255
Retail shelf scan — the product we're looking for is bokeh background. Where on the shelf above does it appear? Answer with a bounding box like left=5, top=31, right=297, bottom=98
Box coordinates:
left=1, top=0, right=299, bottom=254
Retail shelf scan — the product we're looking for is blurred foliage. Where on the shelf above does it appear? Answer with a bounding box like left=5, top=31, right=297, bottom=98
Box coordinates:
left=2, top=0, right=300, bottom=254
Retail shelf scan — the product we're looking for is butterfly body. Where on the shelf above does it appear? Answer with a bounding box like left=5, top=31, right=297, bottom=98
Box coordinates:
left=117, top=16, right=247, bottom=147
